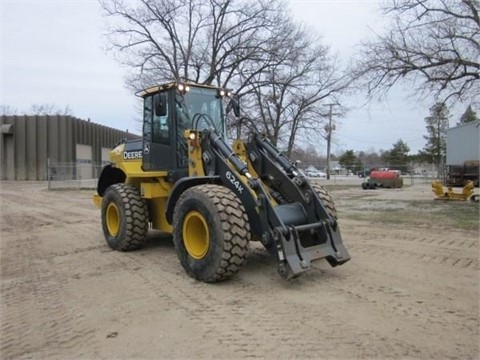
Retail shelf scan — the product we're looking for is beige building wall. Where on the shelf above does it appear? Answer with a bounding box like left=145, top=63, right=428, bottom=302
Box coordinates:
left=0, top=115, right=140, bottom=180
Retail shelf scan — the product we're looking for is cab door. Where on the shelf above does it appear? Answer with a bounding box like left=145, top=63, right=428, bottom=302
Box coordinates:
left=142, top=92, right=174, bottom=171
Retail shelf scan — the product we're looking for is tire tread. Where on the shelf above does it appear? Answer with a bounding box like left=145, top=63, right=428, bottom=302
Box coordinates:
left=173, top=184, right=250, bottom=282
left=311, top=183, right=338, bottom=219
left=102, top=183, right=149, bottom=251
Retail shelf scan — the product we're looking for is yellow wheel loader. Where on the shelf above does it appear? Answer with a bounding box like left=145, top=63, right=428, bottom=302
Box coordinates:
left=93, top=82, right=350, bottom=282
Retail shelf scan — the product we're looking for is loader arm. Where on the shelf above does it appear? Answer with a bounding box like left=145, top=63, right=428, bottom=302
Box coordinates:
left=200, top=129, right=350, bottom=279
left=246, top=134, right=350, bottom=275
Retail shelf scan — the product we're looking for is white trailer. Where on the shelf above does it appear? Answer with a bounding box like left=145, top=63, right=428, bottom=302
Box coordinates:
left=446, top=120, right=480, bottom=186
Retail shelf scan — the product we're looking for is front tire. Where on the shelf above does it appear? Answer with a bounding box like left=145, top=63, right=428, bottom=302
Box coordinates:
left=312, top=183, right=338, bottom=219
left=101, top=183, right=149, bottom=251
left=173, top=184, right=250, bottom=282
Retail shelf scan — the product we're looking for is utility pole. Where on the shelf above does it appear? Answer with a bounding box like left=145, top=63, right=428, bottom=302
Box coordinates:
left=323, top=103, right=338, bottom=180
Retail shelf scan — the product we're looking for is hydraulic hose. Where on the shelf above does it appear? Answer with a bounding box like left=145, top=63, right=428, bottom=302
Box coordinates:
left=254, top=134, right=298, bottom=176
left=207, top=130, right=251, bottom=179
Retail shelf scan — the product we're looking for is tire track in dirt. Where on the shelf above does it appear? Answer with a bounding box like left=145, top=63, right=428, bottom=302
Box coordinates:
left=342, top=221, right=479, bottom=271
left=338, top=226, right=478, bottom=334
left=246, top=243, right=477, bottom=359
left=1, top=215, right=99, bottom=359
left=104, top=249, right=358, bottom=358
left=1, top=263, right=97, bottom=359
left=103, top=244, right=427, bottom=359
left=251, top=244, right=476, bottom=330
left=350, top=242, right=479, bottom=270
left=310, top=263, right=478, bottom=335
left=297, top=266, right=476, bottom=358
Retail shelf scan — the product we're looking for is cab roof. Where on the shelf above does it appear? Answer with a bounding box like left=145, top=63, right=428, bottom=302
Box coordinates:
left=135, top=82, right=224, bottom=98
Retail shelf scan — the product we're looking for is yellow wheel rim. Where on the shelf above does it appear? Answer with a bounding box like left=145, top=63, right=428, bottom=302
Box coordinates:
left=183, top=211, right=210, bottom=259
left=106, top=202, right=120, bottom=236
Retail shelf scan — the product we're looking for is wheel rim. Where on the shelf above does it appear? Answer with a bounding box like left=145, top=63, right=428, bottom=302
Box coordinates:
left=106, top=202, right=120, bottom=236
left=183, top=211, right=210, bottom=259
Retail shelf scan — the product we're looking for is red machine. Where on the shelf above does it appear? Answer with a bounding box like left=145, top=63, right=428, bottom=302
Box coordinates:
left=362, top=170, right=403, bottom=189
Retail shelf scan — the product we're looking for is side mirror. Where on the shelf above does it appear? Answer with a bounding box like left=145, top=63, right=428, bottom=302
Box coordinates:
left=154, top=94, right=167, bottom=117
left=227, top=98, right=240, bottom=117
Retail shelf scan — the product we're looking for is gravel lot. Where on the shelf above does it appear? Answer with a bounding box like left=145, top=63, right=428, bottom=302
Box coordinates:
left=1, top=180, right=478, bottom=359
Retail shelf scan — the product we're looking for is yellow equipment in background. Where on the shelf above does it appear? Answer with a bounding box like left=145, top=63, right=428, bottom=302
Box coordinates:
left=431, top=180, right=479, bottom=202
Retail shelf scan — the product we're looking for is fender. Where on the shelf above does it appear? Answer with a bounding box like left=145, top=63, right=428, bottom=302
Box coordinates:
left=165, top=176, right=221, bottom=224
left=96, top=164, right=126, bottom=196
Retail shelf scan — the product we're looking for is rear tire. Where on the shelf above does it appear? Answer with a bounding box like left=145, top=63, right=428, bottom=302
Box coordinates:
left=173, top=184, right=250, bottom=282
left=311, top=183, right=337, bottom=219
left=101, top=183, right=149, bottom=251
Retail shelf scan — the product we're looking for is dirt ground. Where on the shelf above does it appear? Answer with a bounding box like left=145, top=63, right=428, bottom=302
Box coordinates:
left=1, top=180, right=479, bottom=359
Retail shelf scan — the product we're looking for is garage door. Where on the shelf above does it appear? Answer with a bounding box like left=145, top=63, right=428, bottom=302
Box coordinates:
left=101, top=147, right=111, bottom=166
left=76, top=144, right=92, bottom=179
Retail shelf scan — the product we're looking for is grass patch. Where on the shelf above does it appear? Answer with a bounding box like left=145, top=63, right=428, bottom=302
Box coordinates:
left=340, top=199, right=479, bottom=231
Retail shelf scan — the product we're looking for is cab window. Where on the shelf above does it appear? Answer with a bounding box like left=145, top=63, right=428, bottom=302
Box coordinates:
left=152, top=93, right=169, bottom=145
left=144, top=93, right=170, bottom=145
left=143, top=96, right=152, bottom=142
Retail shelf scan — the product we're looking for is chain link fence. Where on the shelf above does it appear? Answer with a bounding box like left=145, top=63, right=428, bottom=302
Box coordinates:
left=47, top=159, right=103, bottom=190
left=46, top=160, right=441, bottom=190
left=318, top=173, right=439, bottom=186
left=301, top=163, right=443, bottom=185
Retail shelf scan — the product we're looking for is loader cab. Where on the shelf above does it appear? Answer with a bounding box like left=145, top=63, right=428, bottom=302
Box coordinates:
left=138, top=82, right=229, bottom=179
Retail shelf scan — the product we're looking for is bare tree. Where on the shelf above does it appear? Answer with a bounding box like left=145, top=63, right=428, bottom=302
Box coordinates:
left=1, top=104, right=72, bottom=116
left=354, top=0, right=479, bottom=104
left=0, top=105, right=18, bottom=116
left=228, top=22, right=349, bottom=156
left=28, top=104, right=73, bottom=116
left=100, top=0, right=288, bottom=89
left=101, top=0, right=350, bottom=151
left=239, top=60, right=348, bottom=157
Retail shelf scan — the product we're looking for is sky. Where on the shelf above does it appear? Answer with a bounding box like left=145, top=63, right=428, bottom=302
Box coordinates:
left=0, top=0, right=469, bottom=155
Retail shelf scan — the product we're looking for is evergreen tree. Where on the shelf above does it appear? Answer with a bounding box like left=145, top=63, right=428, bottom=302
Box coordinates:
left=382, top=139, right=410, bottom=171
left=458, top=105, right=478, bottom=125
left=338, top=150, right=362, bottom=172
left=423, top=102, right=450, bottom=175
